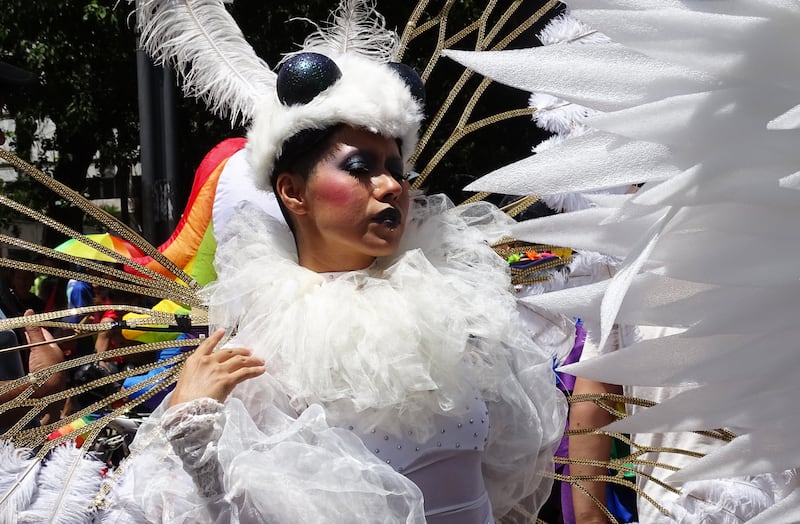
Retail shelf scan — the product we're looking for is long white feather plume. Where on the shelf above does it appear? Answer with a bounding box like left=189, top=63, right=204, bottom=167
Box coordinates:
left=293, top=0, right=399, bottom=63
left=0, top=442, right=39, bottom=523
left=17, top=443, right=105, bottom=524
left=134, top=0, right=276, bottom=124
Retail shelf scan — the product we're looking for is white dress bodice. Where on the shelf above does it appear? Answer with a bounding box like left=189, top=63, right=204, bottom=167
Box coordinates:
left=347, top=396, right=493, bottom=523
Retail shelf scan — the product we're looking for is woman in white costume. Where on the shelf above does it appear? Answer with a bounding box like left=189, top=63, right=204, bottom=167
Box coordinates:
left=95, top=1, right=571, bottom=523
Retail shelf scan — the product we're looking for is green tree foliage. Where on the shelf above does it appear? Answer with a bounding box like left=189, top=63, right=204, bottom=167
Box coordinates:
left=1, top=0, right=139, bottom=243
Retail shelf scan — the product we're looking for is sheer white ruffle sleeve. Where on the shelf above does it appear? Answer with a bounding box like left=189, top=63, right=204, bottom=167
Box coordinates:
left=103, top=395, right=425, bottom=523
left=480, top=307, right=569, bottom=519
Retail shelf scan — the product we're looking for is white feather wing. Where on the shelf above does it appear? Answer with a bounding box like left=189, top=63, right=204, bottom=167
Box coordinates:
left=448, top=0, right=800, bottom=488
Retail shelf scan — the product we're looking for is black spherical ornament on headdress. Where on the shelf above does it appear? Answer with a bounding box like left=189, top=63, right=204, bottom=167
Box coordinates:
left=387, top=62, right=426, bottom=107
left=276, top=52, right=342, bottom=106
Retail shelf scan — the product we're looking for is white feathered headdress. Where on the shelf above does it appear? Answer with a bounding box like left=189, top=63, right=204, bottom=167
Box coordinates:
left=135, top=0, right=425, bottom=189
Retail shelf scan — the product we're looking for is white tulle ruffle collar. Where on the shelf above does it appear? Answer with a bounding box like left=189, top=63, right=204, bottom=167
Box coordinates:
left=202, top=195, right=526, bottom=440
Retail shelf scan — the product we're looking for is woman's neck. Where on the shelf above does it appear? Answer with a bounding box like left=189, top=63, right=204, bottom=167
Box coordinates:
left=295, top=241, right=376, bottom=273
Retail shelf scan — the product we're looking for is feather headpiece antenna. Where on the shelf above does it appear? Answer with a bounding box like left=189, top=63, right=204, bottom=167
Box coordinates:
left=292, top=0, right=400, bottom=63
left=135, top=0, right=276, bottom=124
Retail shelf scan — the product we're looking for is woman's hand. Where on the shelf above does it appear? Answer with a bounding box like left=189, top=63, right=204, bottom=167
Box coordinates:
left=24, top=309, right=66, bottom=397
left=169, top=328, right=266, bottom=407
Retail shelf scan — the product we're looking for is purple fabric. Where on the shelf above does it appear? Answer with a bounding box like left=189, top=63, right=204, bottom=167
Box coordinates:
left=557, top=320, right=585, bottom=394
left=556, top=320, right=586, bottom=524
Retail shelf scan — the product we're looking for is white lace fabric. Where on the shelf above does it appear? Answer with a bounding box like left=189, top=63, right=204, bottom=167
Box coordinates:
left=162, top=399, right=227, bottom=499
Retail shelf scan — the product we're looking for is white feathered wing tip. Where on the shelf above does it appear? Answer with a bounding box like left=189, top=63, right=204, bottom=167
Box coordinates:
left=526, top=13, right=627, bottom=215
left=290, top=0, right=399, bottom=63
left=134, top=0, right=276, bottom=125
left=529, top=11, right=608, bottom=136
left=528, top=13, right=631, bottom=214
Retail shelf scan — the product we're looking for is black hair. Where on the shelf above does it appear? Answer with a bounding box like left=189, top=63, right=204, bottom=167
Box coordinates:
left=270, top=125, right=343, bottom=232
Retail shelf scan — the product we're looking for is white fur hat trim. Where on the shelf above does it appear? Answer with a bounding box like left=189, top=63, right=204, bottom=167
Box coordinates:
left=246, top=53, right=423, bottom=190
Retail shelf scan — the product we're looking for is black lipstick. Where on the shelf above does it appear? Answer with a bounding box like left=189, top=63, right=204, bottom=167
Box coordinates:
left=374, top=207, right=402, bottom=228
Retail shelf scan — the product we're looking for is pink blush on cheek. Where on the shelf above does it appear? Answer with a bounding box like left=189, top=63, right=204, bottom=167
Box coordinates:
left=311, top=175, right=362, bottom=208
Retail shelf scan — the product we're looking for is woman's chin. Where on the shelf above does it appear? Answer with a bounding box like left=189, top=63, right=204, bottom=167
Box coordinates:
left=359, top=242, right=397, bottom=260
left=369, top=234, right=404, bottom=257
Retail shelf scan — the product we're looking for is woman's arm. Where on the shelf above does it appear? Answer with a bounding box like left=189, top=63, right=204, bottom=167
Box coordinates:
left=569, top=376, right=623, bottom=524
left=160, top=329, right=265, bottom=518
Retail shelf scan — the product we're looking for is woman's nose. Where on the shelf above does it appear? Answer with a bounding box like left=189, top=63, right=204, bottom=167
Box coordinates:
left=373, top=172, right=404, bottom=202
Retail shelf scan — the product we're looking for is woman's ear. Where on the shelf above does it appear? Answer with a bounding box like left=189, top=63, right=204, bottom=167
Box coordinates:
left=275, top=172, right=308, bottom=216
